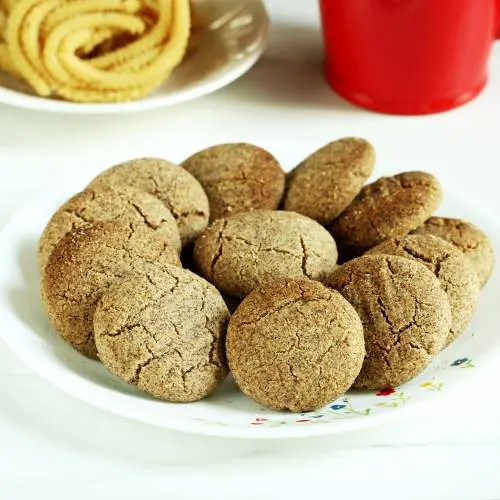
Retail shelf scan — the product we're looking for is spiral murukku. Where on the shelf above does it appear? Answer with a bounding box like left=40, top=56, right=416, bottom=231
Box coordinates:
left=1, top=0, right=19, bottom=14
left=1, top=4, right=22, bottom=78
left=0, top=0, right=191, bottom=102
left=0, top=43, right=22, bottom=77
left=0, top=3, right=7, bottom=39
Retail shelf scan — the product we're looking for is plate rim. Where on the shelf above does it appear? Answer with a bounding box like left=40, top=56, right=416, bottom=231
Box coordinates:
left=0, top=0, right=269, bottom=114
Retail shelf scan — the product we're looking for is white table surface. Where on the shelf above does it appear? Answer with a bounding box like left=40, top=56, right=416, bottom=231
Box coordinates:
left=1, top=1, right=499, bottom=499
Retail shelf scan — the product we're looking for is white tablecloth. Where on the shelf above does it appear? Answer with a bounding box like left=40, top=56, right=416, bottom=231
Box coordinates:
left=1, top=1, right=499, bottom=498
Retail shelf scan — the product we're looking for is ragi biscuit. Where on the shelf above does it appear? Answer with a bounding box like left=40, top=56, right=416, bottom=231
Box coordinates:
left=41, top=220, right=181, bottom=359
left=283, top=137, right=375, bottom=225
left=226, top=278, right=365, bottom=412
left=88, top=158, right=209, bottom=246
left=412, top=217, right=495, bottom=288
left=182, top=143, right=285, bottom=221
left=329, top=254, right=451, bottom=389
left=38, top=185, right=180, bottom=270
left=94, top=266, right=229, bottom=403
left=194, top=210, right=338, bottom=299
left=329, top=171, right=442, bottom=256
left=367, top=234, right=480, bottom=346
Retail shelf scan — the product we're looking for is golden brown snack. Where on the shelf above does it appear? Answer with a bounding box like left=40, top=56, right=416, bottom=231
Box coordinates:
left=194, top=210, right=338, bottom=299
left=329, top=254, right=451, bottom=390
left=94, top=266, right=229, bottom=403
left=182, top=143, right=285, bottom=221
left=0, top=8, right=6, bottom=36
left=330, top=171, right=442, bottom=256
left=38, top=185, right=181, bottom=270
left=88, top=158, right=209, bottom=246
left=367, top=234, right=480, bottom=346
left=227, top=278, right=365, bottom=412
left=283, top=138, right=375, bottom=225
left=0, top=43, right=18, bottom=75
left=4, top=0, right=190, bottom=102
left=0, top=0, right=18, bottom=15
left=412, top=217, right=495, bottom=288
left=41, top=221, right=181, bottom=359
left=1, top=4, right=20, bottom=76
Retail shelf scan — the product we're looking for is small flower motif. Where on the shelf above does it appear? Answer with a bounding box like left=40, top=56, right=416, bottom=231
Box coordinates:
left=251, top=417, right=268, bottom=425
left=451, top=358, right=468, bottom=367
left=420, top=381, right=443, bottom=391
left=376, top=402, right=398, bottom=408
left=376, top=387, right=396, bottom=396
left=331, top=404, right=346, bottom=410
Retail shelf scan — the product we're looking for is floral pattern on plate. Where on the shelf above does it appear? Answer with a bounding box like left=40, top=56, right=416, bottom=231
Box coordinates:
left=246, top=357, right=474, bottom=427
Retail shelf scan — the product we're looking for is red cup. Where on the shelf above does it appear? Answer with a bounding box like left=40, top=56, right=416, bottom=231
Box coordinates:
left=319, top=0, right=500, bottom=115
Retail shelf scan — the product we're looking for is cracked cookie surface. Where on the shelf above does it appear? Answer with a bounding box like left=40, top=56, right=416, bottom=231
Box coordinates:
left=94, top=265, right=229, bottom=403
left=226, top=278, right=365, bottom=412
left=41, top=221, right=181, bottom=359
left=329, top=254, right=451, bottom=389
left=182, top=143, right=285, bottom=221
left=38, top=185, right=181, bottom=270
left=367, top=234, right=480, bottom=346
left=88, top=158, right=210, bottom=246
left=412, top=217, right=495, bottom=288
left=194, top=210, right=338, bottom=299
left=329, top=171, right=442, bottom=256
left=283, top=137, right=375, bottom=225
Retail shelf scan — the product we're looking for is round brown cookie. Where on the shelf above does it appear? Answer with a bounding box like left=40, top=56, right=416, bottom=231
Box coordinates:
left=194, top=210, right=338, bottom=299
left=181, top=143, right=285, bottom=221
left=328, top=254, right=451, bottom=389
left=226, top=278, right=365, bottom=412
left=412, top=217, right=495, bottom=288
left=283, top=138, right=375, bottom=225
left=41, top=221, right=181, bottom=359
left=367, top=234, right=480, bottom=346
left=38, top=185, right=181, bottom=270
left=88, top=158, right=210, bottom=246
left=94, top=266, right=229, bottom=403
left=329, top=171, right=442, bottom=256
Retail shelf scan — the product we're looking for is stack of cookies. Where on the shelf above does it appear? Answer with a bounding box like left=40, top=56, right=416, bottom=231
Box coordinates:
left=39, top=139, right=495, bottom=412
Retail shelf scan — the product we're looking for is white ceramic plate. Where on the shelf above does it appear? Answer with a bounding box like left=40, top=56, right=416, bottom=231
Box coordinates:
left=0, top=170, right=498, bottom=439
left=0, top=0, right=268, bottom=114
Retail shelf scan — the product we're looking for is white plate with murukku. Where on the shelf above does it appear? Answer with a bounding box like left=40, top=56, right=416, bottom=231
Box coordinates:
left=0, top=0, right=268, bottom=113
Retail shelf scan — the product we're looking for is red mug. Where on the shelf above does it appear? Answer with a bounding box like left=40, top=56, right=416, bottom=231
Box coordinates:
left=319, top=0, right=500, bottom=115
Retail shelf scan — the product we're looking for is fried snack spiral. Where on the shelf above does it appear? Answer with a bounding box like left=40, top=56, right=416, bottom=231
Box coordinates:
left=0, top=43, right=22, bottom=77
left=0, top=4, right=7, bottom=39
left=2, top=0, right=190, bottom=102
left=0, top=5, right=23, bottom=78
